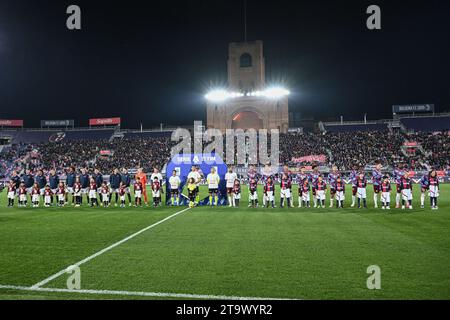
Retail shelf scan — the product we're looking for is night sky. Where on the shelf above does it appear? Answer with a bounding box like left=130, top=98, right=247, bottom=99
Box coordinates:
left=0, top=0, right=449, bottom=128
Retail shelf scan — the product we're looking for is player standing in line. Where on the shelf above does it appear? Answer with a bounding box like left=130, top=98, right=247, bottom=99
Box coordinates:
left=315, top=175, right=327, bottom=208
left=328, top=166, right=340, bottom=208
left=264, top=176, right=275, bottom=208
left=187, top=166, right=201, bottom=205
left=393, top=164, right=406, bottom=208
left=92, top=169, right=104, bottom=205
left=150, top=168, right=164, bottom=206
left=300, top=178, right=311, bottom=208
left=400, top=172, right=413, bottom=210
left=110, top=168, right=122, bottom=207
left=133, top=177, right=143, bottom=207
left=151, top=177, right=162, bottom=207
left=135, top=168, right=148, bottom=206
left=428, top=170, right=439, bottom=210
left=65, top=166, right=76, bottom=205
left=297, top=166, right=310, bottom=208
left=380, top=175, right=392, bottom=210
left=88, top=178, right=98, bottom=207
left=118, top=182, right=127, bottom=208
left=249, top=176, right=259, bottom=208
left=282, top=165, right=293, bottom=207
left=22, top=169, right=34, bottom=204
left=232, top=179, right=241, bottom=207
left=10, top=171, right=21, bottom=198
left=310, top=165, right=321, bottom=208
left=73, top=177, right=82, bottom=207
left=372, top=161, right=383, bottom=208
left=187, top=178, right=197, bottom=208
left=207, top=167, right=220, bottom=206
left=225, top=167, right=237, bottom=207
left=79, top=168, right=90, bottom=205
left=419, top=173, right=429, bottom=209
left=349, top=165, right=359, bottom=207
left=31, top=183, right=40, bottom=207
left=280, top=173, right=292, bottom=208
left=261, top=164, right=272, bottom=207
left=18, top=183, right=27, bottom=207
left=57, top=182, right=66, bottom=207
left=48, top=169, right=59, bottom=205
left=334, top=176, right=345, bottom=208
left=100, top=182, right=110, bottom=207
left=168, top=170, right=181, bottom=206
left=247, top=165, right=258, bottom=207
left=43, top=185, right=53, bottom=207
left=7, top=180, right=17, bottom=207
left=356, top=172, right=368, bottom=209
left=120, top=168, right=132, bottom=206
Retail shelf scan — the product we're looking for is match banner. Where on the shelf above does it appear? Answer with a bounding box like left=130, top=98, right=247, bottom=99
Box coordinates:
left=41, top=120, right=74, bottom=127
left=89, top=117, right=121, bottom=126
left=0, top=119, right=23, bottom=127
left=291, top=154, right=327, bottom=163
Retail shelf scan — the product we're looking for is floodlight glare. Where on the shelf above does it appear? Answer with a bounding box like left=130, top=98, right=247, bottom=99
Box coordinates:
left=205, top=89, right=229, bottom=102
left=263, top=87, right=290, bottom=99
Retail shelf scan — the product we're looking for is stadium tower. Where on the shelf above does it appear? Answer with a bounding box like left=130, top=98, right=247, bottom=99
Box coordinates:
left=206, top=41, right=289, bottom=133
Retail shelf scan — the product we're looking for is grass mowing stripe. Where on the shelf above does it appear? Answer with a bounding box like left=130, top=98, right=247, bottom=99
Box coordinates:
left=30, top=207, right=191, bottom=289
left=0, top=284, right=293, bottom=300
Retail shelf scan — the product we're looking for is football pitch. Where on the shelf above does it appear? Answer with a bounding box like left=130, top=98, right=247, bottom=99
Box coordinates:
left=0, top=185, right=449, bottom=300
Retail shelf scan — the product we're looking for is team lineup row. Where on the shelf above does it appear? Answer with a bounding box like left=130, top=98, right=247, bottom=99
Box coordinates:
left=2, top=163, right=442, bottom=210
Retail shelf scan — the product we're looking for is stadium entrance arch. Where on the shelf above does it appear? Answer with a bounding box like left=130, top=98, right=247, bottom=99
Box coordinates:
left=231, top=110, right=264, bottom=130
left=165, top=154, right=228, bottom=206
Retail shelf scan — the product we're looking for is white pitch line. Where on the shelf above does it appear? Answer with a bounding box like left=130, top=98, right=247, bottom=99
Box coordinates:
left=0, top=284, right=294, bottom=300
left=31, top=207, right=191, bottom=289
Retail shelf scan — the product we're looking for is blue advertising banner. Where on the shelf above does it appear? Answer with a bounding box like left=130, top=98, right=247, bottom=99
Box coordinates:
left=165, top=154, right=228, bottom=206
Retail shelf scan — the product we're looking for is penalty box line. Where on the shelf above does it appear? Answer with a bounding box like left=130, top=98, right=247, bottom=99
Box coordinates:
left=30, top=207, right=191, bottom=289
left=0, top=284, right=295, bottom=300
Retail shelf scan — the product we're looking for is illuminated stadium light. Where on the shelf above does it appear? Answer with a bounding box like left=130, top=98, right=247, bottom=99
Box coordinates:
left=262, top=87, right=290, bottom=99
left=205, top=87, right=289, bottom=102
left=205, top=89, right=229, bottom=102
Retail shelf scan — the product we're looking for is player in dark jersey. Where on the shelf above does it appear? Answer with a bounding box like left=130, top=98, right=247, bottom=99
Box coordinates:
left=247, top=165, right=258, bottom=207
left=356, top=173, right=367, bottom=209
left=372, top=160, right=383, bottom=208
left=297, top=166, right=310, bottom=208
left=393, top=164, right=406, bottom=208
left=349, top=165, right=359, bottom=207
left=399, top=172, right=413, bottom=209
left=310, top=165, right=321, bottom=208
left=380, top=176, right=392, bottom=210
left=334, top=176, right=345, bottom=208
left=232, top=179, right=241, bottom=207
left=328, top=165, right=340, bottom=208
left=264, top=176, right=275, bottom=208
left=419, top=174, right=429, bottom=209
left=280, top=173, right=292, bottom=208
left=249, top=177, right=259, bottom=208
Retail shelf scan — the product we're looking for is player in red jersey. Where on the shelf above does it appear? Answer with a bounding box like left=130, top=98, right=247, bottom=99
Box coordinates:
left=151, top=177, right=162, bottom=207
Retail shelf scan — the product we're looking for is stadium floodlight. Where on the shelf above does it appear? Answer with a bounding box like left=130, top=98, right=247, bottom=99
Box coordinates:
left=205, top=89, right=230, bottom=102
left=263, top=87, right=290, bottom=99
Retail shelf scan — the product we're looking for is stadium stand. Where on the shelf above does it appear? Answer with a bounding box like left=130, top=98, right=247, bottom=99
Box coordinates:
left=323, top=123, right=388, bottom=133
left=400, top=116, right=450, bottom=132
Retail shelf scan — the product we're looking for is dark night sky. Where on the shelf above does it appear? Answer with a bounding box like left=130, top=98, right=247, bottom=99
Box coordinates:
left=0, top=0, right=449, bottom=128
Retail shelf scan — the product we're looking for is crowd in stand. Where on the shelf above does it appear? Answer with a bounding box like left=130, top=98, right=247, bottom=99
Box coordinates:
left=0, top=130, right=448, bottom=177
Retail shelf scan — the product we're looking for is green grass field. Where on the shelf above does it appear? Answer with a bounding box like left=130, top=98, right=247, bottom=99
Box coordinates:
left=0, top=185, right=449, bottom=300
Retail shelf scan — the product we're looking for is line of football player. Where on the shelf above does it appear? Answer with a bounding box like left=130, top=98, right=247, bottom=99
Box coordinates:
left=4, top=163, right=441, bottom=210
